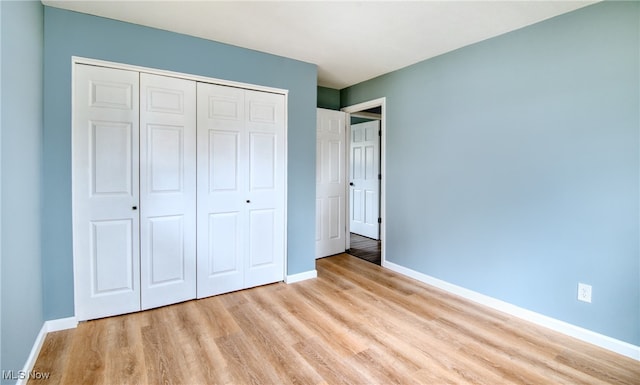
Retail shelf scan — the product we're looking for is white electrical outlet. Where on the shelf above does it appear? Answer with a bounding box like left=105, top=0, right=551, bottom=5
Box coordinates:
left=577, top=283, right=592, bottom=303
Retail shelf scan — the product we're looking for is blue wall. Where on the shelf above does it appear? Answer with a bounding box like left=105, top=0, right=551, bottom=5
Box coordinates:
left=42, top=7, right=317, bottom=320
left=1, top=1, right=45, bottom=382
left=342, top=1, right=639, bottom=345
left=317, top=86, right=341, bottom=110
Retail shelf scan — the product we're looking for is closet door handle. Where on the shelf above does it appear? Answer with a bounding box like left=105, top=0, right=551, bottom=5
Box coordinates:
left=132, top=206, right=137, bottom=210
left=246, top=200, right=251, bottom=203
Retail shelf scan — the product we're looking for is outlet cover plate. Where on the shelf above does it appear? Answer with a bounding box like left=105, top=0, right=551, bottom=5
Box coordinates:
left=578, top=283, right=592, bottom=303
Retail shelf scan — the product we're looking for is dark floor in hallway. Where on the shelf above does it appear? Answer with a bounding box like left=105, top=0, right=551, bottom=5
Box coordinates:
left=348, top=233, right=381, bottom=265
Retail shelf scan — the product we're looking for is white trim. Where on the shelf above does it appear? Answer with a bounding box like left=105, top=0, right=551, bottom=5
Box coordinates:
left=282, top=93, right=289, bottom=281
left=341, top=98, right=386, bottom=114
left=45, top=316, right=78, bottom=333
left=72, top=56, right=289, bottom=96
left=285, top=270, right=317, bottom=284
left=383, top=260, right=640, bottom=361
left=341, top=98, right=387, bottom=265
left=17, top=324, right=47, bottom=385
left=350, top=111, right=381, bottom=120
left=344, top=109, right=351, bottom=251
left=17, top=317, right=79, bottom=385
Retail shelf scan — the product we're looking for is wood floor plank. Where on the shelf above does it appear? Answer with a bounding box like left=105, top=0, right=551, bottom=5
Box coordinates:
left=166, top=302, right=219, bottom=384
left=322, top=256, right=627, bottom=385
left=291, top=279, right=429, bottom=377
left=214, top=332, right=282, bottom=385
left=297, top=273, right=515, bottom=385
left=29, top=330, right=72, bottom=384
left=225, top=296, right=325, bottom=385
left=29, top=253, right=640, bottom=385
left=140, top=309, right=187, bottom=385
left=555, top=347, right=640, bottom=385
left=349, top=347, right=422, bottom=385
left=244, top=286, right=315, bottom=347
left=267, top=283, right=370, bottom=358
left=194, top=295, right=241, bottom=339
left=328, top=253, right=414, bottom=293
left=190, top=306, right=237, bottom=384
left=293, top=337, right=379, bottom=385
left=319, top=257, right=445, bottom=321
left=57, top=318, right=106, bottom=385
left=104, top=314, right=148, bottom=385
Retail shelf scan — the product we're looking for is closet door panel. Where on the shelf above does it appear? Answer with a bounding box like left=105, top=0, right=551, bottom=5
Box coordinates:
left=73, top=64, right=140, bottom=321
left=209, top=131, right=239, bottom=191
left=147, top=216, right=185, bottom=283
left=249, top=132, right=276, bottom=190
left=248, top=208, right=275, bottom=264
left=244, top=90, right=285, bottom=287
left=197, top=83, right=246, bottom=297
left=206, top=212, right=243, bottom=294
left=148, top=125, right=182, bottom=191
left=91, top=220, right=135, bottom=293
left=140, top=73, right=196, bottom=310
left=91, top=122, right=134, bottom=195
left=208, top=130, right=242, bottom=207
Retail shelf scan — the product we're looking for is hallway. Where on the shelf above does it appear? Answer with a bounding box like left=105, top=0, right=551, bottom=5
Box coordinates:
left=348, top=233, right=381, bottom=265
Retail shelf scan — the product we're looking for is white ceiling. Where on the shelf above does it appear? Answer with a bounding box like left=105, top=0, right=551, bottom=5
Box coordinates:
left=42, top=1, right=597, bottom=89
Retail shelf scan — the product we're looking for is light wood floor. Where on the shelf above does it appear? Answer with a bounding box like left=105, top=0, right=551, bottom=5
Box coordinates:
left=31, top=254, right=639, bottom=385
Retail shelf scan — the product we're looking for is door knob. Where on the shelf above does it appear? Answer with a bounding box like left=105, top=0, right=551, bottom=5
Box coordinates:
left=349, top=182, right=354, bottom=186
left=132, top=206, right=137, bottom=210
left=246, top=200, right=251, bottom=203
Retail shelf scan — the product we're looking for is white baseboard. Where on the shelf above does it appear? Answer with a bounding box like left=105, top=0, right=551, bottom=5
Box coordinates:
left=45, top=316, right=78, bottom=333
left=17, top=317, right=78, bottom=385
left=285, top=269, right=317, bottom=284
left=17, top=323, right=48, bottom=385
left=383, top=260, right=640, bottom=361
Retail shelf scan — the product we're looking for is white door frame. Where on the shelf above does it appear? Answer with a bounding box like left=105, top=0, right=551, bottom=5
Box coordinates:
left=341, top=97, right=386, bottom=264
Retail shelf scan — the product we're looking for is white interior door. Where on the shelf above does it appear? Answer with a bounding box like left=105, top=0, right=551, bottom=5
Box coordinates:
left=243, top=89, right=286, bottom=288
left=73, top=64, right=141, bottom=321
left=196, top=83, right=285, bottom=297
left=139, top=73, right=196, bottom=310
left=197, top=83, right=245, bottom=297
left=350, top=120, right=380, bottom=240
left=316, top=108, right=346, bottom=258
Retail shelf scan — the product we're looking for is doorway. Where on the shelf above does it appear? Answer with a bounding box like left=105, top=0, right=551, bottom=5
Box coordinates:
left=349, top=119, right=380, bottom=240
left=342, top=98, right=386, bottom=266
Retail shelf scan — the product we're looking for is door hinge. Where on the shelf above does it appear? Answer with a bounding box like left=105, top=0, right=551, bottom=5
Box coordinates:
left=378, top=217, right=382, bottom=224
left=378, top=129, right=381, bottom=137
left=378, top=174, right=382, bottom=180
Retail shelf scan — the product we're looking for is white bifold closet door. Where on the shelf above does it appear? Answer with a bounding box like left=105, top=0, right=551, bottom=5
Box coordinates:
left=196, top=83, right=285, bottom=297
left=73, top=65, right=196, bottom=320
left=74, top=63, right=286, bottom=320
left=139, top=73, right=196, bottom=310
left=73, top=65, right=141, bottom=321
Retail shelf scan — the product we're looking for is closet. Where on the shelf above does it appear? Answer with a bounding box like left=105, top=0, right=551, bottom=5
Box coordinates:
left=196, top=83, right=285, bottom=298
left=72, top=63, right=286, bottom=321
